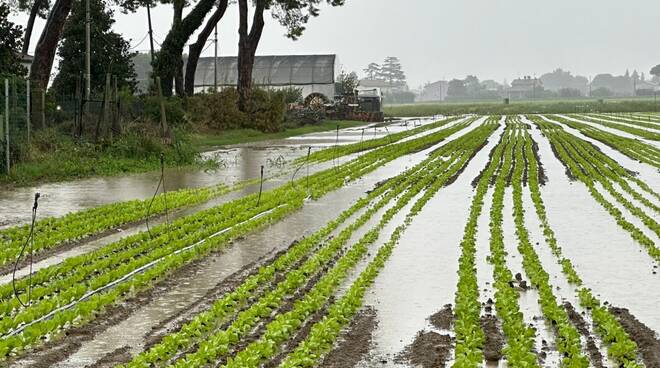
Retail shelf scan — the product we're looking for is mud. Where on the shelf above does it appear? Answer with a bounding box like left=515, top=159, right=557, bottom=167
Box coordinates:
left=87, top=347, right=131, bottom=368
left=429, top=304, right=453, bottom=331
left=480, top=314, right=504, bottom=362
left=318, top=307, right=378, bottom=368
left=563, top=302, right=605, bottom=368
left=610, top=306, right=660, bottom=368
left=395, top=331, right=453, bottom=368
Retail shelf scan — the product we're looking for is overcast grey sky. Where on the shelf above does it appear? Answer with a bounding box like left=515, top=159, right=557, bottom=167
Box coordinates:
left=11, top=0, right=660, bottom=87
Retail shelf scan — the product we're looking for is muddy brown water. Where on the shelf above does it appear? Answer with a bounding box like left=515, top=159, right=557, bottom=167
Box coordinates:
left=0, top=119, right=439, bottom=229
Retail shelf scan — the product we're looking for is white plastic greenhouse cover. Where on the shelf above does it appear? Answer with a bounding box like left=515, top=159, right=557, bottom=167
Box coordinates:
left=193, top=54, right=337, bottom=88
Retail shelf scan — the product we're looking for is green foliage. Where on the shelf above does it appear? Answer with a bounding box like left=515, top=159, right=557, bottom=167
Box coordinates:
left=336, top=70, right=358, bottom=96
left=50, top=0, right=137, bottom=96
left=651, top=64, right=660, bottom=78
left=0, top=3, right=27, bottom=77
left=0, top=126, right=201, bottom=186
left=187, top=87, right=287, bottom=133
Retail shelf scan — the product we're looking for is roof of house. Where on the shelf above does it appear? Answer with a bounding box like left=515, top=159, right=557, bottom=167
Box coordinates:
left=193, top=54, right=337, bottom=87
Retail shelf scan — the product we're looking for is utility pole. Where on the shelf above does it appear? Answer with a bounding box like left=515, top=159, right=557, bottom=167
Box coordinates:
left=147, top=3, right=155, bottom=64
left=214, top=24, right=218, bottom=92
left=85, top=0, right=91, bottom=112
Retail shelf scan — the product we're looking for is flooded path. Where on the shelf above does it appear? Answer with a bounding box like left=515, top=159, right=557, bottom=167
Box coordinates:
left=1, top=119, right=439, bottom=229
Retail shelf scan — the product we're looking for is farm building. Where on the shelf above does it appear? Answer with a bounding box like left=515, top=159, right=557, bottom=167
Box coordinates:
left=507, top=76, right=543, bottom=99
left=192, top=54, right=339, bottom=102
left=418, top=80, right=449, bottom=102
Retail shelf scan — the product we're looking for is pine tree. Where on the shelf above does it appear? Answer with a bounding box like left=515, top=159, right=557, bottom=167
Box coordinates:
left=378, top=56, right=406, bottom=86
left=51, top=0, right=137, bottom=96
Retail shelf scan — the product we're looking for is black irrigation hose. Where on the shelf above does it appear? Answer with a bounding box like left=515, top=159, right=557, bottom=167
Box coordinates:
left=146, top=153, right=169, bottom=238
left=291, top=146, right=312, bottom=195
left=256, top=165, right=264, bottom=207
left=13, top=193, right=40, bottom=308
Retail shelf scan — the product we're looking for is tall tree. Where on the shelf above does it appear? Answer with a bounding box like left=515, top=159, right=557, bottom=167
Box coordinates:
left=378, top=56, right=406, bottom=86
left=236, top=0, right=266, bottom=111
left=30, top=0, right=73, bottom=89
left=51, top=0, right=137, bottom=96
left=650, top=64, right=660, bottom=79
left=184, top=0, right=229, bottom=96
left=154, top=0, right=221, bottom=96
left=447, top=78, right=467, bottom=98
left=363, top=62, right=380, bottom=80
left=11, top=0, right=51, bottom=55
left=0, top=3, right=27, bottom=76
left=236, top=0, right=346, bottom=111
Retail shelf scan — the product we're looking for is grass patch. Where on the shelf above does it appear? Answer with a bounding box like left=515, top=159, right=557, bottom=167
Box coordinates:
left=0, top=128, right=211, bottom=188
left=191, top=120, right=367, bottom=149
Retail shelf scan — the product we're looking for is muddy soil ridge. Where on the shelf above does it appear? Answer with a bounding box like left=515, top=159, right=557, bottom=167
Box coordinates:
left=318, top=307, right=378, bottom=368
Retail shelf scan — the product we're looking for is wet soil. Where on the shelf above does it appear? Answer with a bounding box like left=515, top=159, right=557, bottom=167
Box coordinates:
left=563, top=302, right=605, bottom=368
left=610, top=306, right=660, bottom=368
left=429, top=304, right=453, bottom=330
left=480, top=314, right=505, bottom=362
left=87, top=347, right=131, bottom=368
left=395, top=331, right=453, bottom=368
left=318, top=307, right=378, bottom=368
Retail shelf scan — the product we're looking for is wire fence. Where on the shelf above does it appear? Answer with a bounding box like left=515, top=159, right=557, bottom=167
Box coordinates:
left=0, top=74, right=163, bottom=175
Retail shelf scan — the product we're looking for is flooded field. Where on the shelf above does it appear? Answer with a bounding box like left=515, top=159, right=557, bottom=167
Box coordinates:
left=1, top=114, right=659, bottom=368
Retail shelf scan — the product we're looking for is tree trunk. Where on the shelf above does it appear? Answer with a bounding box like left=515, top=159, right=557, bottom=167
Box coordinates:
left=172, top=0, right=184, bottom=97
left=154, top=0, right=217, bottom=96
left=22, top=0, right=44, bottom=55
left=237, top=0, right=265, bottom=112
left=184, top=0, right=229, bottom=96
left=30, top=0, right=72, bottom=129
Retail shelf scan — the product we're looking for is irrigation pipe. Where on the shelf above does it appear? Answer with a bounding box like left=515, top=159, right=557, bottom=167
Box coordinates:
left=3, top=204, right=287, bottom=339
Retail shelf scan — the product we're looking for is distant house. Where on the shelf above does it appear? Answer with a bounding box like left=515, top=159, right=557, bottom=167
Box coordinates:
left=634, top=80, right=659, bottom=96
left=508, top=76, right=543, bottom=99
left=418, top=80, right=448, bottom=102
left=193, top=54, right=338, bottom=102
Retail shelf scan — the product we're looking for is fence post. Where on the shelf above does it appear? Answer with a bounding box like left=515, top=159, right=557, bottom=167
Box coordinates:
left=26, top=79, right=30, bottom=147
left=4, top=79, right=9, bottom=173
left=111, top=75, right=121, bottom=135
